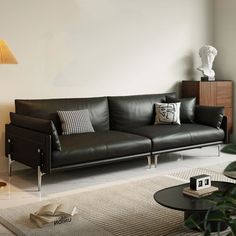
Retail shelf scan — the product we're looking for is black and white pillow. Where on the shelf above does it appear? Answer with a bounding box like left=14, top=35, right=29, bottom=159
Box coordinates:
left=154, top=102, right=181, bottom=125
left=57, top=109, right=95, bottom=135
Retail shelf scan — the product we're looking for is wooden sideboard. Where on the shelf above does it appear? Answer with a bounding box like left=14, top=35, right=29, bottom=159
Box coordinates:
left=182, top=80, right=233, bottom=135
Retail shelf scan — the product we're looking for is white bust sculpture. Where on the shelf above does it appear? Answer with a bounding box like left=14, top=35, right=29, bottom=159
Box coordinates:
left=197, top=45, right=217, bottom=80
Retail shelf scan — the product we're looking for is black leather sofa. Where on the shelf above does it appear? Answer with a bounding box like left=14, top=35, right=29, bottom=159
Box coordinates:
left=5, top=92, right=226, bottom=190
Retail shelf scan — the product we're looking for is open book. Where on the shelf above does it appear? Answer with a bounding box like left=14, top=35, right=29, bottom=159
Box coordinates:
left=30, top=203, right=78, bottom=228
left=36, top=203, right=78, bottom=216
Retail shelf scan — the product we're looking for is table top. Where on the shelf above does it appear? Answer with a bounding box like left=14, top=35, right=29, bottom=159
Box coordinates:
left=154, top=181, right=235, bottom=212
left=223, top=161, right=236, bottom=180
left=224, top=171, right=236, bottom=180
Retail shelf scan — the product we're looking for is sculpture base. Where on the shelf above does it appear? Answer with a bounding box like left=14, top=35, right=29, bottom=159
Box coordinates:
left=201, top=76, right=215, bottom=81
left=201, top=76, right=208, bottom=81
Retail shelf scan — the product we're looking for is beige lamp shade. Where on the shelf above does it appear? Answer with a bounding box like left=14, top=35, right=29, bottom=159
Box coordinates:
left=0, top=40, right=17, bottom=64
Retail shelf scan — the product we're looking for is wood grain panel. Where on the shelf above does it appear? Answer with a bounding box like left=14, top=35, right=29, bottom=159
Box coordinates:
left=216, top=81, right=233, bottom=107
left=225, top=107, right=233, bottom=134
left=181, top=81, right=200, bottom=103
left=199, top=82, right=216, bottom=105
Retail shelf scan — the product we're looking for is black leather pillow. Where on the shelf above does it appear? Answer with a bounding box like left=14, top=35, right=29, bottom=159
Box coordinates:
left=166, top=96, right=196, bottom=123
left=10, top=112, right=61, bottom=151
left=194, top=106, right=224, bottom=129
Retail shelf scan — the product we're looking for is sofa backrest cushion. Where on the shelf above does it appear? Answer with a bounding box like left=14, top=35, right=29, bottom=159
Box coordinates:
left=15, top=97, right=109, bottom=134
left=108, top=93, right=176, bottom=131
left=166, top=96, right=196, bottom=123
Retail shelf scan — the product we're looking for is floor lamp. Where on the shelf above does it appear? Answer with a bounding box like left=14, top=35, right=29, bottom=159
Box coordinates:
left=0, top=39, right=17, bottom=188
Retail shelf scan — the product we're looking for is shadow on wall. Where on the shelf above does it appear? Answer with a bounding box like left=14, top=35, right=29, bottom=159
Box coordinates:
left=167, top=51, right=197, bottom=97
left=168, top=82, right=180, bottom=97
left=182, top=51, right=196, bottom=80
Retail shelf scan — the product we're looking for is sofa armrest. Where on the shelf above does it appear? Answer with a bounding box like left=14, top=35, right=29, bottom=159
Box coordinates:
left=220, top=116, right=228, bottom=144
left=5, top=124, right=51, bottom=174
left=10, top=112, right=61, bottom=151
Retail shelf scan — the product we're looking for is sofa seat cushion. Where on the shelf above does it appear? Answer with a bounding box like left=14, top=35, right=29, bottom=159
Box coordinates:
left=125, top=124, right=224, bottom=152
left=52, top=131, right=151, bottom=168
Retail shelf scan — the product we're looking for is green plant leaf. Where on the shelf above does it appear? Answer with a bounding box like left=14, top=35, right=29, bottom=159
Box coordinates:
left=203, top=228, right=211, bottom=236
left=225, top=162, right=236, bottom=171
left=184, top=214, right=204, bottom=231
left=222, top=145, right=236, bottom=155
left=229, top=187, right=236, bottom=197
left=228, top=219, right=236, bottom=235
left=223, top=196, right=236, bottom=204
left=184, top=168, right=236, bottom=235
left=206, top=210, right=226, bottom=222
left=218, top=203, right=236, bottom=211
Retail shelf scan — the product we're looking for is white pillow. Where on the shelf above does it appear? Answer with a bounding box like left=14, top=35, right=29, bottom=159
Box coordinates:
left=154, top=102, right=181, bottom=125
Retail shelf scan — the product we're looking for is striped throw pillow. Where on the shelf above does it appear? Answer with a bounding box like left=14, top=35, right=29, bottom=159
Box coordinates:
left=57, top=110, right=95, bottom=135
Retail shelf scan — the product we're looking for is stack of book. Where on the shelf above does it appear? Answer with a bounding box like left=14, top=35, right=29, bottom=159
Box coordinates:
left=182, top=186, right=219, bottom=198
left=30, top=203, right=78, bottom=228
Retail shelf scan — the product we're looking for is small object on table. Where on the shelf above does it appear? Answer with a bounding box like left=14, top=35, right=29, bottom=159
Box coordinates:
left=183, top=186, right=219, bottom=198
left=182, top=175, right=218, bottom=198
left=190, top=174, right=211, bottom=191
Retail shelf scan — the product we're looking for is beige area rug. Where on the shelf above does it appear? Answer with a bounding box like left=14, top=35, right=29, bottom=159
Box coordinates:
left=168, top=162, right=236, bottom=184
left=0, top=165, right=233, bottom=236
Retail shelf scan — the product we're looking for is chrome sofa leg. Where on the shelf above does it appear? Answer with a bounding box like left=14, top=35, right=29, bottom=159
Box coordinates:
left=178, top=153, right=184, bottom=161
left=218, top=144, right=221, bottom=157
left=8, top=154, right=14, bottom=177
left=154, top=155, right=158, bottom=168
left=38, top=166, right=45, bottom=191
left=147, top=156, right=151, bottom=169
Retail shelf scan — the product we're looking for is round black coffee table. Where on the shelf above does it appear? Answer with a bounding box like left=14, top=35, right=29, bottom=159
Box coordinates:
left=223, top=161, right=236, bottom=180
left=154, top=181, right=235, bottom=231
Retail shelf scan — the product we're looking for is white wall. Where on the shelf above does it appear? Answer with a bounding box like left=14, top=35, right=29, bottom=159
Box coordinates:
left=213, top=1, right=236, bottom=140
left=0, top=0, right=213, bottom=162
